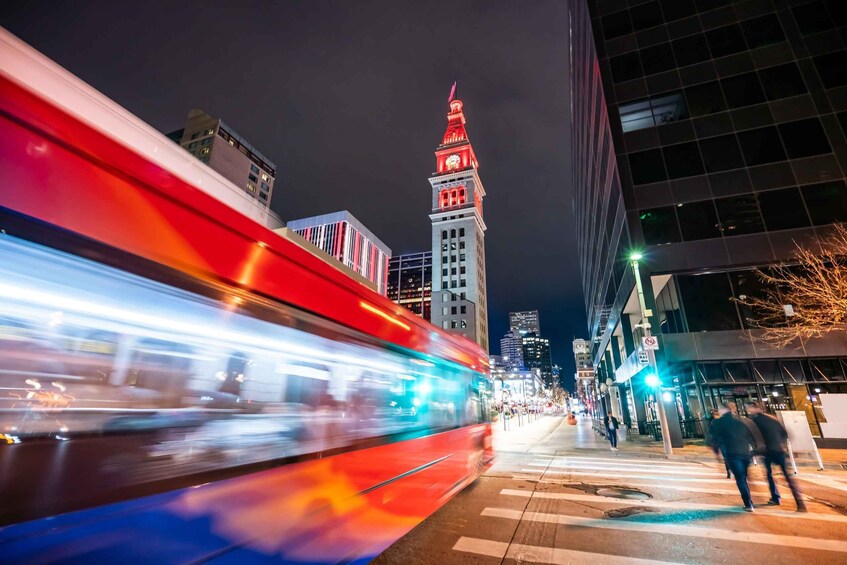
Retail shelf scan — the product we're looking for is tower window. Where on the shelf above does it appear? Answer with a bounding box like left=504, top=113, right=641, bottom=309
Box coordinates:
left=460, top=228, right=465, bottom=236
left=450, top=229, right=456, bottom=238
left=442, top=230, right=447, bottom=239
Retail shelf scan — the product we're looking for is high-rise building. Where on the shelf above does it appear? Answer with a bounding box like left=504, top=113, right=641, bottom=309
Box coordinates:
left=287, top=211, right=391, bottom=296
left=571, top=0, right=847, bottom=441
left=509, top=310, right=541, bottom=335
left=572, top=338, right=592, bottom=371
left=499, top=330, right=525, bottom=370
left=387, top=251, right=432, bottom=320
left=429, top=90, right=489, bottom=350
left=168, top=109, right=276, bottom=209
left=522, top=332, right=554, bottom=386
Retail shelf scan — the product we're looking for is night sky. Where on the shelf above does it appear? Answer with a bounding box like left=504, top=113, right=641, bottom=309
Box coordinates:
left=2, top=0, right=585, bottom=387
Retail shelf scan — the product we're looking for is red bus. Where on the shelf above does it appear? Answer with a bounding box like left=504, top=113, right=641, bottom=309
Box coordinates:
left=0, top=29, right=492, bottom=563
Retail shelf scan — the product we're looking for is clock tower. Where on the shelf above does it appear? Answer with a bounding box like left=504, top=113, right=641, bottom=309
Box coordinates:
left=429, top=89, right=488, bottom=351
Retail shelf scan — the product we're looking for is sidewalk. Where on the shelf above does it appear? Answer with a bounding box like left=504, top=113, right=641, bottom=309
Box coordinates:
left=552, top=415, right=847, bottom=471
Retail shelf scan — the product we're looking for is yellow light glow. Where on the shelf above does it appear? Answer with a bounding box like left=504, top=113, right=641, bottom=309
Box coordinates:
left=360, top=302, right=411, bottom=331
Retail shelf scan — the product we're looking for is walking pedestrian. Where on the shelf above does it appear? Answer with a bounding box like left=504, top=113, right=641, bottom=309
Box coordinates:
left=707, top=403, right=757, bottom=512
left=746, top=402, right=807, bottom=512
left=606, top=415, right=620, bottom=452
left=705, top=408, right=732, bottom=479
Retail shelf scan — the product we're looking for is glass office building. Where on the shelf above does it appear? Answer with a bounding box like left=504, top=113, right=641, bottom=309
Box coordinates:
left=572, top=0, right=847, bottom=445
left=387, top=252, right=432, bottom=320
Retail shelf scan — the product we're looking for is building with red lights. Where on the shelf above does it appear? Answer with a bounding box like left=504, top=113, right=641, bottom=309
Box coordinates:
left=287, top=211, right=391, bottom=296
left=429, top=91, right=489, bottom=351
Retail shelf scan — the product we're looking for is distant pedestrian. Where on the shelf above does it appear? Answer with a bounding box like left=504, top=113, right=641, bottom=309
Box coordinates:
left=707, top=403, right=757, bottom=512
left=606, top=415, right=620, bottom=451
left=706, top=408, right=732, bottom=479
left=746, top=403, right=807, bottom=512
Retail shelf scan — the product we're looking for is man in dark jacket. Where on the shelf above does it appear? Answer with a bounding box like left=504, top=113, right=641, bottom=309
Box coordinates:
left=746, top=402, right=807, bottom=512
left=707, top=404, right=756, bottom=511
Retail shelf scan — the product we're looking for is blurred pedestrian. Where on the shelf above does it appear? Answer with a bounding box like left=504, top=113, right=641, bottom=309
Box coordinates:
left=606, top=415, right=620, bottom=451
left=705, top=408, right=732, bottom=479
left=707, top=403, right=757, bottom=512
left=746, top=402, right=807, bottom=512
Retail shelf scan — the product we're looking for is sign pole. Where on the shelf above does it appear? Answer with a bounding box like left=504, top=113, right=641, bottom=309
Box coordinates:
left=632, top=257, right=672, bottom=456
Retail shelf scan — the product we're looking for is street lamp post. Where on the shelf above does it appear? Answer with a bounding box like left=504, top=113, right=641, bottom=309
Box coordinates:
left=630, top=253, right=673, bottom=456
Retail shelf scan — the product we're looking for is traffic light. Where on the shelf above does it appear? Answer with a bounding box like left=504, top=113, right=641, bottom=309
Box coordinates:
left=644, top=373, right=661, bottom=388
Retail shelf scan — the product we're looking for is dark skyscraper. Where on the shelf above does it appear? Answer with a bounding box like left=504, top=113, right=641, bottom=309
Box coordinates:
left=522, top=332, right=554, bottom=386
left=387, top=251, right=433, bottom=320
left=572, top=0, right=847, bottom=440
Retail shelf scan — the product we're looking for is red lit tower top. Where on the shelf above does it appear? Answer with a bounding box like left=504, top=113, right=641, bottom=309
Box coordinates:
left=435, top=94, right=479, bottom=175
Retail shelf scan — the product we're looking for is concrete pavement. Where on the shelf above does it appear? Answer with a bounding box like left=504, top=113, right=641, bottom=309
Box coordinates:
left=373, top=414, right=847, bottom=564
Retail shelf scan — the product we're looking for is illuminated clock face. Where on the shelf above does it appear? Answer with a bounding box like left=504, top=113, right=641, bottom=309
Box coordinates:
left=445, top=154, right=461, bottom=170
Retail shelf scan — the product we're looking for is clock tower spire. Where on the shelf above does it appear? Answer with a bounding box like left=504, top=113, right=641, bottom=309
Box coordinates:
left=429, top=89, right=488, bottom=352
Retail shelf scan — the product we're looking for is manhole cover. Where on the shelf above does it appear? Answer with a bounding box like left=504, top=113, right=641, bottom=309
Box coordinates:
left=596, top=488, right=652, bottom=500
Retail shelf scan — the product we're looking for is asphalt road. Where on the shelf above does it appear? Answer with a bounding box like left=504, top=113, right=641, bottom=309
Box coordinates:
left=374, top=414, right=847, bottom=564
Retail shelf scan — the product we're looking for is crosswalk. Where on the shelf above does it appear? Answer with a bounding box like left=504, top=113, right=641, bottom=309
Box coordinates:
left=451, top=454, right=847, bottom=564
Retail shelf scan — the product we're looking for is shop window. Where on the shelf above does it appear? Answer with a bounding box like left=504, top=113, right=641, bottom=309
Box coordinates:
left=737, top=126, right=786, bottom=166
left=780, top=360, right=805, bottom=383
left=741, top=14, right=785, bottom=48
left=672, top=34, right=711, bottom=67
left=699, top=363, right=726, bottom=383
left=699, top=134, right=745, bottom=172
left=720, top=72, right=766, bottom=109
left=628, top=149, right=667, bottom=185
left=609, top=51, right=643, bottom=83
left=779, top=118, right=832, bottom=159
left=792, top=1, right=835, bottom=35
left=706, top=24, right=747, bottom=58
left=677, top=200, right=721, bottom=240
left=640, top=43, right=677, bottom=76
left=724, top=362, right=752, bottom=383
left=759, top=63, right=807, bottom=101
left=715, top=194, right=765, bottom=236
left=813, top=51, right=847, bottom=89
left=640, top=206, right=681, bottom=245
left=801, top=180, right=847, bottom=225
left=752, top=361, right=782, bottom=383
left=758, top=187, right=811, bottom=231
left=661, top=0, right=696, bottom=22
left=678, top=273, right=742, bottom=332
left=809, top=359, right=846, bottom=381
left=602, top=10, right=633, bottom=39
left=663, top=141, right=705, bottom=179
left=619, top=92, right=688, bottom=132
left=631, top=1, right=663, bottom=30
left=685, top=81, right=726, bottom=117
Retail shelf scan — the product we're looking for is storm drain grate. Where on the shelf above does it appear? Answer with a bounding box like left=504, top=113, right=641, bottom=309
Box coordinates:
left=596, top=488, right=652, bottom=500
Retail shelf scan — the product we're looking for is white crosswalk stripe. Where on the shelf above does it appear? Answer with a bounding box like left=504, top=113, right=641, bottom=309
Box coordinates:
left=452, top=536, right=685, bottom=564
left=452, top=452, right=847, bottom=564
left=481, top=507, right=847, bottom=553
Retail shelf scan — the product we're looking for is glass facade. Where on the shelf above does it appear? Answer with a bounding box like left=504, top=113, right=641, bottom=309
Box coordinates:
left=576, top=0, right=847, bottom=442
left=386, top=252, right=433, bottom=320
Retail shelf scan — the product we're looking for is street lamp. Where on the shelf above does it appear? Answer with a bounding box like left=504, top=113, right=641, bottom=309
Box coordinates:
left=631, top=251, right=673, bottom=456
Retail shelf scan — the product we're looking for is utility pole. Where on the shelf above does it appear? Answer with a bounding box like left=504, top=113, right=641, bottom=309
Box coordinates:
left=630, top=253, right=673, bottom=457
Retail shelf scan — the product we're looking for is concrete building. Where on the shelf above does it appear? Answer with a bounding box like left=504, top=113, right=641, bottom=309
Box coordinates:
left=499, top=331, right=525, bottom=370
left=168, top=109, right=276, bottom=210
left=387, top=251, right=432, bottom=320
left=571, top=0, right=847, bottom=445
left=509, top=310, right=541, bottom=335
left=287, top=211, right=391, bottom=296
left=429, top=91, right=489, bottom=350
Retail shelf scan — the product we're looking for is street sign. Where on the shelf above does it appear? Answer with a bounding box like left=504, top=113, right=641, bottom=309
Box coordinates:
left=638, top=351, right=649, bottom=365
left=642, top=336, right=659, bottom=350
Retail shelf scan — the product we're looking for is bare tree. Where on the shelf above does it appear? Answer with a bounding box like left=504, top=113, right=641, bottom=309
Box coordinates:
left=734, top=224, right=847, bottom=348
